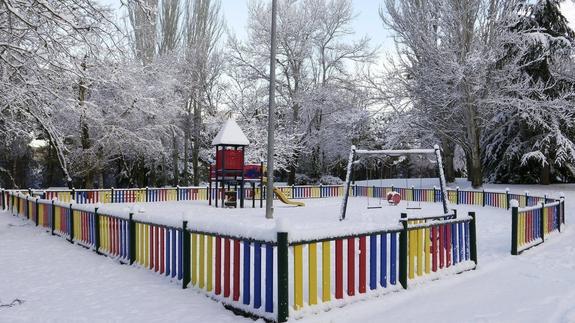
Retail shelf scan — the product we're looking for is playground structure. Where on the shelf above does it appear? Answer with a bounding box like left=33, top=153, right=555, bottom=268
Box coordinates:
left=208, top=119, right=304, bottom=208
left=340, top=145, right=449, bottom=220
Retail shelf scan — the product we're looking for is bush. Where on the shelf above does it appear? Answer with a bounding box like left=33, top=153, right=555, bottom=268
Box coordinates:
left=295, top=173, right=314, bottom=185
left=318, top=175, right=343, bottom=185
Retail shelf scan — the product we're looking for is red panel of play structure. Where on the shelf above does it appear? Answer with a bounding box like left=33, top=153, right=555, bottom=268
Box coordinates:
left=215, top=149, right=244, bottom=170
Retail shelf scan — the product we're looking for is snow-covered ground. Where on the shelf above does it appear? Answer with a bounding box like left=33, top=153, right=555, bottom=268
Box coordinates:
left=1, top=182, right=573, bottom=322
left=0, top=211, right=243, bottom=323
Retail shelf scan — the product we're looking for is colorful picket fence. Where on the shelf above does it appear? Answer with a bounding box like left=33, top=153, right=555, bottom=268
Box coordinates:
left=133, top=220, right=184, bottom=279
left=511, top=199, right=564, bottom=255
left=286, top=212, right=477, bottom=318
left=2, top=185, right=550, bottom=211
left=184, top=230, right=277, bottom=319
left=4, top=186, right=569, bottom=322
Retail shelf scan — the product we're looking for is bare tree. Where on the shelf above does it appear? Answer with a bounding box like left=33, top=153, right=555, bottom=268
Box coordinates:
left=183, top=0, right=224, bottom=186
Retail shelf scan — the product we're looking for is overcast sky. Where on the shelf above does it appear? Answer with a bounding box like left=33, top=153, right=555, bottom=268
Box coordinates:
left=100, top=0, right=575, bottom=52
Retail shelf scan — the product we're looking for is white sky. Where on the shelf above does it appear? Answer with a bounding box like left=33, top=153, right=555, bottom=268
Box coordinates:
left=100, top=0, right=575, bottom=52
left=100, top=0, right=395, bottom=49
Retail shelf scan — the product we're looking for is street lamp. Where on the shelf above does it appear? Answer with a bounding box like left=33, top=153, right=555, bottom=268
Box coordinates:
left=266, top=0, right=278, bottom=219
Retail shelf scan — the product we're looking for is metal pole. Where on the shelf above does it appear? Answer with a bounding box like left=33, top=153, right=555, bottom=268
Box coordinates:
left=266, top=0, right=278, bottom=220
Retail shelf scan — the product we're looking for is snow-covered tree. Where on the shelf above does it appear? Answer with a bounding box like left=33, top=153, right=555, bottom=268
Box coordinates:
left=227, top=0, right=375, bottom=184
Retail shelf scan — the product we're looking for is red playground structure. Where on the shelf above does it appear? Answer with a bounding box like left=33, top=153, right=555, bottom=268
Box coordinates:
left=209, top=119, right=265, bottom=208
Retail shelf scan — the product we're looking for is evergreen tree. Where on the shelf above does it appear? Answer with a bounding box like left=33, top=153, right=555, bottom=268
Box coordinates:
left=482, top=0, right=575, bottom=184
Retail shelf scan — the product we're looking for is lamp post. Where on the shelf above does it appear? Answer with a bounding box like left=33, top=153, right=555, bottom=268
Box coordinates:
left=266, top=0, right=278, bottom=219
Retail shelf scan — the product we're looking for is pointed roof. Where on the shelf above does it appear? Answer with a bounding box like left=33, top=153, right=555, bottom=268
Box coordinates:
left=211, top=118, right=250, bottom=146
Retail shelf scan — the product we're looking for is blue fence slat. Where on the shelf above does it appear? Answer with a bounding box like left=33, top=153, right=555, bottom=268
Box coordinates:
left=265, top=244, right=273, bottom=313
left=390, top=232, right=396, bottom=285
left=254, top=242, right=262, bottom=309
left=243, top=241, right=251, bottom=305
left=380, top=233, right=387, bottom=288
left=369, top=234, right=376, bottom=290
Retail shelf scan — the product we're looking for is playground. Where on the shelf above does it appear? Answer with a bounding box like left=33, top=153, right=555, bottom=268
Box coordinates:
left=0, top=120, right=568, bottom=322
left=1, top=183, right=571, bottom=323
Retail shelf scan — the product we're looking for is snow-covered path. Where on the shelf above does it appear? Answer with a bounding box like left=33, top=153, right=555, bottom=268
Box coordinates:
left=0, top=212, right=248, bottom=323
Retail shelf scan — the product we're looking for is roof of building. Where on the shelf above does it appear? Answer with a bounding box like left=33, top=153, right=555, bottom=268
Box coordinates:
left=211, top=118, right=250, bottom=146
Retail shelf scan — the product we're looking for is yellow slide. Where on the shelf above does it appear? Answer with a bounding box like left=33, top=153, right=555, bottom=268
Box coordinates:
left=273, top=187, right=305, bottom=207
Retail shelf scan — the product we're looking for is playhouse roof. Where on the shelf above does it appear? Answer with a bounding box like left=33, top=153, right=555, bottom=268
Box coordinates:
left=211, top=118, right=250, bottom=146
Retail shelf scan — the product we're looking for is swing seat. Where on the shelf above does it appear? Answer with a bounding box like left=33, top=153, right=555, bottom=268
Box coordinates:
left=387, top=192, right=401, bottom=206
left=367, top=206, right=383, bottom=209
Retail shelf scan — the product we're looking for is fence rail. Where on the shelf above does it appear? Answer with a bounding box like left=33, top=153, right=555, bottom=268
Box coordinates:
left=0, top=185, right=560, bottom=210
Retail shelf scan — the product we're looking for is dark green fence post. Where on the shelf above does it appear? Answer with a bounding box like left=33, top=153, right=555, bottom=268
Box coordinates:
left=176, top=186, right=180, bottom=201
left=182, top=221, right=191, bottom=289
left=482, top=189, right=486, bottom=207
left=129, top=213, right=136, bottom=264
left=469, top=212, right=478, bottom=264
left=25, top=196, right=30, bottom=219
left=16, top=194, right=20, bottom=216
left=110, top=187, right=115, bottom=203
left=51, top=200, right=55, bottom=235
left=1, top=189, right=5, bottom=210
left=71, top=187, right=76, bottom=201
left=511, top=200, right=518, bottom=255
left=540, top=202, right=545, bottom=243
left=506, top=188, right=510, bottom=210
left=277, top=231, right=289, bottom=322
left=145, top=187, right=149, bottom=202
left=456, top=187, right=459, bottom=205
left=560, top=195, right=565, bottom=227
left=399, top=213, right=408, bottom=289
left=94, top=208, right=101, bottom=254
left=34, top=198, right=39, bottom=226
left=433, top=186, right=437, bottom=203
left=69, top=203, right=74, bottom=244
left=291, top=184, right=295, bottom=199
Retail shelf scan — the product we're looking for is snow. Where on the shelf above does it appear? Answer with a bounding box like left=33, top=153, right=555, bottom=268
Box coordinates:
left=211, top=118, right=250, bottom=146
left=1, top=183, right=572, bottom=322
left=75, top=197, right=461, bottom=243
left=0, top=212, right=245, bottom=323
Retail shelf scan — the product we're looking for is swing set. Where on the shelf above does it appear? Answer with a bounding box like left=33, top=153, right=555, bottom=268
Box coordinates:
left=340, top=145, right=449, bottom=221
left=363, top=158, right=425, bottom=209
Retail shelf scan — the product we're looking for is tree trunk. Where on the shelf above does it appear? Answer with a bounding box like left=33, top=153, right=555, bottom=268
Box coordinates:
left=288, top=164, right=296, bottom=185
left=172, top=131, right=179, bottom=186
left=466, top=109, right=483, bottom=188
left=441, top=138, right=456, bottom=183
left=79, top=55, right=92, bottom=188
left=182, top=100, right=191, bottom=186
left=192, top=99, right=201, bottom=186
left=540, top=162, right=551, bottom=185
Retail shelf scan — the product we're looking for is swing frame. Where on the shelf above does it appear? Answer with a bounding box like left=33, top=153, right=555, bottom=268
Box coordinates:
left=339, top=145, right=449, bottom=220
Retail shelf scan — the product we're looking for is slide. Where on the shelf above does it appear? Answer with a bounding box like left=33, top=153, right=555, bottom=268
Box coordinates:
left=273, top=188, right=305, bottom=207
